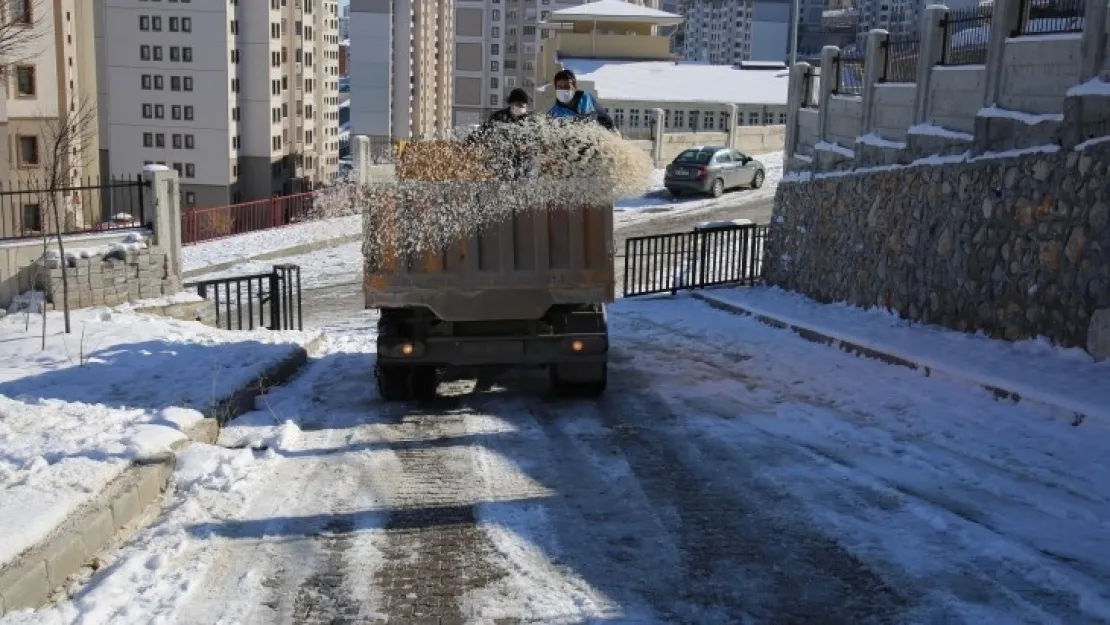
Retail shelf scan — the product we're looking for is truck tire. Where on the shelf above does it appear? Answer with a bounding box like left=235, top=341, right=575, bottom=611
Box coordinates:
left=549, top=362, right=608, bottom=398
left=376, top=364, right=411, bottom=401
left=410, top=365, right=438, bottom=401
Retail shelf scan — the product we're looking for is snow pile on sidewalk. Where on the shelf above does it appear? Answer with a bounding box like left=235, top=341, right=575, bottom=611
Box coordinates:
left=187, top=241, right=363, bottom=292
left=0, top=307, right=316, bottom=571
left=697, top=287, right=1110, bottom=420
left=182, top=214, right=361, bottom=274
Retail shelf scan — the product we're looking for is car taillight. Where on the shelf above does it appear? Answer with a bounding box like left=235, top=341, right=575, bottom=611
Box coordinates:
left=696, top=166, right=708, bottom=180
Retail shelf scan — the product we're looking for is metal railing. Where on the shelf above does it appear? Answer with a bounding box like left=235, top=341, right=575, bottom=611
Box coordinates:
left=185, top=264, right=303, bottom=331
left=1015, top=0, right=1085, bottom=35
left=834, top=52, right=865, bottom=96
left=623, top=223, right=768, bottom=298
left=181, top=192, right=316, bottom=245
left=881, top=36, right=920, bottom=82
left=942, top=5, right=994, bottom=66
left=800, top=70, right=819, bottom=108
left=0, top=175, right=149, bottom=242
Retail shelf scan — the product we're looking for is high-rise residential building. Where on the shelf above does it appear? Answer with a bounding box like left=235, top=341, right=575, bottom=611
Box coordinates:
left=349, top=0, right=454, bottom=141
left=1, top=0, right=100, bottom=232
left=451, top=0, right=659, bottom=128
left=96, top=0, right=341, bottom=209
left=682, top=0, right=808, bottom=63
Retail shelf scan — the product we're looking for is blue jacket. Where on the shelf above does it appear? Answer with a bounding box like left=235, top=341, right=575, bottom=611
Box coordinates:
left=548, top=91, right=615, bottom=130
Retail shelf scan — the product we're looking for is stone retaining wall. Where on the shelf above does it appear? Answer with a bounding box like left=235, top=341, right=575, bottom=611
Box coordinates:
left=763, top=142, right=1110, bottom=357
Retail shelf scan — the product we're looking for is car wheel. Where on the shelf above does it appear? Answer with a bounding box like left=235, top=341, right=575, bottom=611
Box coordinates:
left=710, top=178, right=724, bottom=198
left=751, top=170, right=765, bottom=189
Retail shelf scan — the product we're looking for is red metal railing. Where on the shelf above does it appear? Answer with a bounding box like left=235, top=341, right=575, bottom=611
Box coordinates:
left=181, top=192, right=316, bottom=245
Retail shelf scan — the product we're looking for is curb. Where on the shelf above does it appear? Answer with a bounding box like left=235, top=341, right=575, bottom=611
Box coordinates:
left=690, top=291, right=1094, bottom=426
left=181, top=233, right=362, bottom=280
left=0, top=333, right=326, bottom=616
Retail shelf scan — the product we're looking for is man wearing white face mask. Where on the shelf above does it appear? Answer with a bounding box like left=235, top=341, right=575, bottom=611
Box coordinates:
left=547, top=70, right=615, bottom=131
left=467, top=88, right=540, bottom=179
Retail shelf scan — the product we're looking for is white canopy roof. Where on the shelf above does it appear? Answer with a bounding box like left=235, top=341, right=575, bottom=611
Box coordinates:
left=546, top=0, right=683, bottom=24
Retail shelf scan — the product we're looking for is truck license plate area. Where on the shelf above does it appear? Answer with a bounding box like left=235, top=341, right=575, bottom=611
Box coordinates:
left=458, top=340, right=525, bottom=358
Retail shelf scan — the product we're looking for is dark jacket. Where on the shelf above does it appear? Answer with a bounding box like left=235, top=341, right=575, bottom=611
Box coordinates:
left=467, top=107, right=540, bottom=179
left=548, top=91, right=615, bottom=131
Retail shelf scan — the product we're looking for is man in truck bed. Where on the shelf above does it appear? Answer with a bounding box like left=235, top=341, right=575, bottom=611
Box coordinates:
left=467, top=88, right=540, bottom=180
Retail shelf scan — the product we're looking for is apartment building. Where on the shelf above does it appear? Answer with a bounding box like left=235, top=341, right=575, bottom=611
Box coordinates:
left=96, top=0, right=341, bottom=210
left=452, top=0, right=660, bottom=128
left=1, top=0, right=100, bottom=234
left=349, top=0, right=453, bottom=141
left=682, top=0, right=816, bottom=64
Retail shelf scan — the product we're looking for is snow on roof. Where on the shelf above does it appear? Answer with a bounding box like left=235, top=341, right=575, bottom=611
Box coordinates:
left=560, top=58, right=789, bottom=106
left=548, top=0, right=682, bottom=23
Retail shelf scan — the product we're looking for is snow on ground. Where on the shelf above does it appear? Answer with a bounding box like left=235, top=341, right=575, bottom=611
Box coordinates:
left=181, top=214, right=361, bottom=274
left=698, top=286, right=1110, bottom=421
left=187, top=241, right=363, bottom=292
left=0, top=307, right=316, bottom=570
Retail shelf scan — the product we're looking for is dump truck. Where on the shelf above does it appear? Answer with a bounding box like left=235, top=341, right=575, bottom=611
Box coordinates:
left=363, top=138, right=615, bottom=401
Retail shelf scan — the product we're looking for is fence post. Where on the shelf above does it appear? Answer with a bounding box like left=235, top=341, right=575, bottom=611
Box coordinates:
left=1079, top=0, right=1109, bottom=82
left=651, top=107, right=665, bottom=166
left=142, top=165, right=182, bottom=279
left=982, top=0, right=1023, bottom=108
left=817, top=46, right=840, bottom=146
left=785, top=62, right=812, bottom=163
left=861, top=29, right=889, bottom=138
left=913, top=5, right=949, bottom=126
left=727, top=103, right=739, bottom=148
left=352, top=135, right=371, bottom=182
left=268, top=269, right=281, bottom=330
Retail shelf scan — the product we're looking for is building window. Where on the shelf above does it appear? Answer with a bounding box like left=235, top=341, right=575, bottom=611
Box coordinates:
left=17, top=136, right=39, bottom=166
left=629, top=109, right=641, bottom=128
left=490, top=77, right=499, bottom=89
left=153, top=46, right=163, bottom=61
left=522, top=60, right=533, bottom=71
left=182, top=17, right=192, bottom=31
left=15, top=66, right=35, bottom=96
left=691, top=111, right=702, bottom=129
left=490, top=60, right=499, bottom=72
left=140, top=45, right=151, bottom=60
left=171, top=76, right=181, bottom=91
left=764, top=111, right=774, bottom=124
left=172, top=134, right=182, bottom=149
left=143, top=132, right=153, bottom=147
left=491, top=9, right=500, bottom=20
left=523, top=25, right=535, bottom=36
left=172, top=105, right=181, bottom=119
left=152, top=15, right=162, bottom=30
left=155, top=104, right=165, bottom=119
left=10, top=0, right=32, bottom=25
left=184, top=105, right=194, bottom=120
left=186, top=163, right=196, bottom=178
left=718, top=111, right=728, bottom=130
left=155, top=133, right=166, bottom=147
left=489, top=94, right=498, bottom=106
left=172, top=162, right=183, bottom=176
left=140, top=15, right=150, bottom=30
left=22, top=204, right=42, bottom=231
left=170, top=46, right=180, bottom=62
left=141, top=74, right=152, bottom=90
left=184, top=192, right=196, bottom=206
left=748, top=112, right=759, bottom=125
left=491, top=26, right=500, bottom=37
left=169, top=16, right=179, bottom=31
left=779, top=112, right=787, bottom=124
left=490, top=43, right=499, bottom=55
left=154, top=75, right=164, bottom=90
left=184, top=76, right=193, bottom=91
left=142, top=103, right=153, bottom=118
left=183, top=47, right=192, bottom=62
left=185, top=134, right=195, bottom=149
left=613, top=108, right=625, bottom=127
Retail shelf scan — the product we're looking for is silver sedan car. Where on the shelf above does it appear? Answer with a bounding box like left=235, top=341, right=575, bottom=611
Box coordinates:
left=664, top=146, right=766, bottom=198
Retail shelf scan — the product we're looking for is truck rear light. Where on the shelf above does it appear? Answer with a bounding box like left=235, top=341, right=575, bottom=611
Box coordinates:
left=564, top=336, right=606, bottom=354
left=401, top=342, right=414, bottom=355
left=571, top=340, right=584, bottom=352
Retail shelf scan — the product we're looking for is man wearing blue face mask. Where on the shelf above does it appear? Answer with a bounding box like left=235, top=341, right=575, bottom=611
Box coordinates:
left=547, top=69, right=615, bottom=131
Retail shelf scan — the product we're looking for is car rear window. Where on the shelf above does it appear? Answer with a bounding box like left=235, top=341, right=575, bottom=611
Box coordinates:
left=675, top=149, right=713, bottom=164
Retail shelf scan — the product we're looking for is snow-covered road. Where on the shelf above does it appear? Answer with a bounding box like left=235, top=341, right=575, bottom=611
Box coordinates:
left=18, top=296, right=1110, bottom=625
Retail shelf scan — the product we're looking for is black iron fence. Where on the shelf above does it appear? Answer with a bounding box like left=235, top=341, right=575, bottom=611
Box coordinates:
left=881, top=36, right=921, bottom=82
left=623, top=223, right=768, bottom=298
left=834, top=52, right=866, bottom=96
left=942, top=5, right=994, bottom=65
left=0, top=176, right=149, bottom=242
left=185, top=264, right=303, bottom=331
left=1016, top=0, right=1085, bottom=35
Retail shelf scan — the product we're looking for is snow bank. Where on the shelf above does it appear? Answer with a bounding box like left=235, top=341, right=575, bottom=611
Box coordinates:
left=0, top=306, right=315, bottom=570
left=181, top=214, right=361, bottom=273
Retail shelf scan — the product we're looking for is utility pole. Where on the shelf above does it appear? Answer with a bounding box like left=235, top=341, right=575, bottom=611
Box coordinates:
left=789, top=0, right=800, bottom=66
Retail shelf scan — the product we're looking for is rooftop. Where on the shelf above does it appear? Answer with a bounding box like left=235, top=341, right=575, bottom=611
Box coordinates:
left=546, top=0, right=683, bottom=24
left=559, top=58, right=789, bottom=106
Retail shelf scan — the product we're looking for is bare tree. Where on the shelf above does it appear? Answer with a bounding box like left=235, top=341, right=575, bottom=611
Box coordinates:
left=0, top=0, right=46, bottom=71
left=28, top=97, right=99, bottom=337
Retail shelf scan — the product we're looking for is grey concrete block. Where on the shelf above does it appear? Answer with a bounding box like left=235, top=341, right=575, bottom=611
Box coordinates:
left=109, top=486, right=141, bottom=531
left=79, top=506, right=115, bottom=554
left=136, top=460, right=171, bottom=507
left=0, top=561, right=49, bottom=613
left=44, top=532, right=88, bottom=587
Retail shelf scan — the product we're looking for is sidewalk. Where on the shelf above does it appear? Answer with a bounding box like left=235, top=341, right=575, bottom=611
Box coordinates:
left=0, top=305, right=318, bottom=614
left=693, top=287, right=1110, bottom=423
